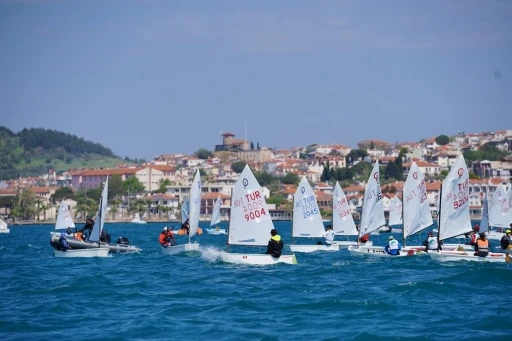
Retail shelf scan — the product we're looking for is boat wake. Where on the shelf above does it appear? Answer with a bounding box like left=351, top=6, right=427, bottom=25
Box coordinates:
left=199, top=246, right=226, bottom=262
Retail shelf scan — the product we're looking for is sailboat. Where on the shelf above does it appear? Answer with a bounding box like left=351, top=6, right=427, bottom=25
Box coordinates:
left=0, top=218, right=9, bottom=233
left=54, top=181, right=109, bottom=257
left=388, top=195, right=403, bottom=232
left=485, top=184, right=511, bottom=240
left=330, top=182, right=360, bottom=248
left=50, top=178, right=142, bottom=253
left=205, top=195, right=226, bottom=235
left=287, top=176, right=340, bottom=252
left=49, top=200, right=76, bottom=239
left=162, top=169, right=202, bottom=255
left=221, top=165, right=297, bottom=265
left=428, top=155, right=510, bottom=263
left=348, top=160, right=401, bottom=256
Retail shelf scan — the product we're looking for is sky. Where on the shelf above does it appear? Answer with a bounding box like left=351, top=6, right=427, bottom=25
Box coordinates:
left=1, top=0, right=511, bottom=160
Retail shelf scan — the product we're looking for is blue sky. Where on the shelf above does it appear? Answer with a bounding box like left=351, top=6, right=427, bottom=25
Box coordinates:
left=1, top=0, right=511, bottom=159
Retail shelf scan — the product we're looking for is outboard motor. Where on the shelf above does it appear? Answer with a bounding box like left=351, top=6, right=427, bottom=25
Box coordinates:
left=117, top=236, right=130, bottom=245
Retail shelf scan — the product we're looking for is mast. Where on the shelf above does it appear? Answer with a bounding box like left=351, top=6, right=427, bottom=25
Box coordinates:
left=401, top=191, right=406, bottom=247
left=437, top=184, right=443, bottom=248
left=291, top=196, right=295, bottom=246
left=226, top=187, right=233, bottom=253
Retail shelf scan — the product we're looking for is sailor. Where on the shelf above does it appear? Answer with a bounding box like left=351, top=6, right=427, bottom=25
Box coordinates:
left=501, top=230, right=512, bottom=250
left=59, top=232, right=71, bottom=251
left=79, top=217, right=94, bottom=240
left=422, top=231, right=441, bottom=251
left=159, top=227, right=170, bottom=247
left=265, top=228, right=283, bottom=258
left=384, top=235, right=402, bottom=256
left=474, top=233, right=490, bottom=257
left=66, top=227, right=73, bottom=235
left=322, top=225, right=335, bottom=246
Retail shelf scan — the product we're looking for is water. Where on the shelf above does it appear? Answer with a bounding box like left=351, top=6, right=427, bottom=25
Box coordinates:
left=1, top=221, right=511, bottom=341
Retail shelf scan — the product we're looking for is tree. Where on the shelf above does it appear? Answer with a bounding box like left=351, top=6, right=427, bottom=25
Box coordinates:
left=282, top=173, right=300, bottom=185
left=435, top=135, right=450, bottom=145
left=346, top=149, right=368, bottom=165
left=370, top=141, right=375, bottom=150
left=109, top=199, right=121, bottom=220
left=267, top=194, right=285, bottom=206
left=108, top=174, right=124, bottom=199
left=257, top=142, right=260, bottom=150
left=199, top=169, right=206, bottom=177
left=250, top=141, right=254, bottom=150
left=321, top=162, right=331, bottom=182
left=231, top=161, right=247, bottom=174
left=154, top=178, right=172, bottom=194
left=254, top=171, right=274, bottom=186
left=196, top=148, right=213, bottom=159
left=50, top=187, right=75, bottom=203
left=123, top=175, right=145, bottom=193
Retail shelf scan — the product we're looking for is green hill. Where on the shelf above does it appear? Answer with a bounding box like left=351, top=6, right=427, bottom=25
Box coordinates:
left=0, top=126, right=136, bottom=180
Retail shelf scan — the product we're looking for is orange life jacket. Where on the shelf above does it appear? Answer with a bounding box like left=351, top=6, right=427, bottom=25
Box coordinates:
left=159, top=233, right=167, bottom=244
left=476, top=238, right=489, bottom=252
left=75, top=232, right=84, bottom=241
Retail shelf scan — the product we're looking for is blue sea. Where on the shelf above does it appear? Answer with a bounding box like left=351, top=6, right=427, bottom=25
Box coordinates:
left=1, top=221, right=511, bottom=341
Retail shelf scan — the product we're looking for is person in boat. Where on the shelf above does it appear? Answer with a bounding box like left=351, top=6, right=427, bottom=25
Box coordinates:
left=500, top=230, right=512, bottom=250
left=58, top=232, right=71, bottom=251
left=166, top=226, right=177, bottom=246
left=322, top=225, right=335, bottom=246
left=474, top=232, right=490, bottom=257
left=422, top=231, right=442, bottom=251
left=467, top=231, right=478, bottom=246
left=100, top=230, right=111, bottom=243
left=66, top=227, right=73, bottom=235
left=266, top=228, right=284, bottom=258
left=355, top=224, right=370, bottom=243
left=177, top=219, right=203, bottom=235
left=78, top=217, right=94, bottom=240
left=384, top=235, right=402, bottom=256
left=159, top=227, right=171, bottom=247
left=75, top=230, right=84, bottom=241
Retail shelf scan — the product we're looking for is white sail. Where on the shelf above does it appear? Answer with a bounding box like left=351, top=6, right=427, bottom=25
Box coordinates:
left=89, top=177, right=109, bottom=243
left=479, top=193, right=489, bottom=234
left=439, top=155, right=471, bottom=241
left=403, top=161, right=433, bottom=238
left=332, top=182, right=357, bottom=236
left=292, top=176, right=325, bottom=238
left=181, top=196, right=189, bottom=224
left=55, top=200, right=75, bottom=230
left=210, top=196, right=222, bottom=226
left=0, top=218, right=8, bottom=231
left=388, top=196, right=403, bottom=226
left=359, top=160, right=386, bottom=237
left=188, top=169, right=202, bottom=238
left=488, top=183, right=511, bottom=228
left=228, top=165, right=274, bottom=246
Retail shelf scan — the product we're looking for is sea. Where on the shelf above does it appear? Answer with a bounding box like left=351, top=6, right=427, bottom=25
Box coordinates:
left=1, top=221, right=511, bottom=341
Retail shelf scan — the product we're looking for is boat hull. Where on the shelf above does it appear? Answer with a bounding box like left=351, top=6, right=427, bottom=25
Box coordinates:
left=50, top=235, right=142, bottom=253
left=428, top=250, right=511, bottom=263
left=332, top=240, right=368, bottom=248
left=221, top=253, right=297, bottom=265
left=161, top=243, right=200, bottom=255
left=205, top=228, right=227, bottom=235
left=0, top=229, right=9, bottom=233
left=287, top=244, right=340, bottom=253
left=54, top=248, right=110, bottom=258
left=347, top=245, right=417, bottom=257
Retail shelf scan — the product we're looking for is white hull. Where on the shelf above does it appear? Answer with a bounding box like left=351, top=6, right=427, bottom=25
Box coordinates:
left=405, top=244, right=474, bottom=252
left=50, top=235, right=142, bottom=253
left=131, top=220, right=147, bottom=224
left=0, top=229, right=9, bottom=233
left=347, top=245, right=417, bottom=257
left=332, top=240, right=370, bottom=248
left=205, top=228, right=227, bottom=235
left=428, top=250, right=511, bottom=263
left=378, top=226, right=392, bottom=233
left=54, top=248, right=110, bottom=258
left=161, top=243, right=200, bottom=255
left=221, top=253, right=297, bottom=265
left=287, top=244, right=340, bottom=253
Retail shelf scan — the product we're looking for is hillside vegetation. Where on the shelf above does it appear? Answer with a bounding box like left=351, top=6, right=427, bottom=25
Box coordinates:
left=0, top=126, right=132, bottom=180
